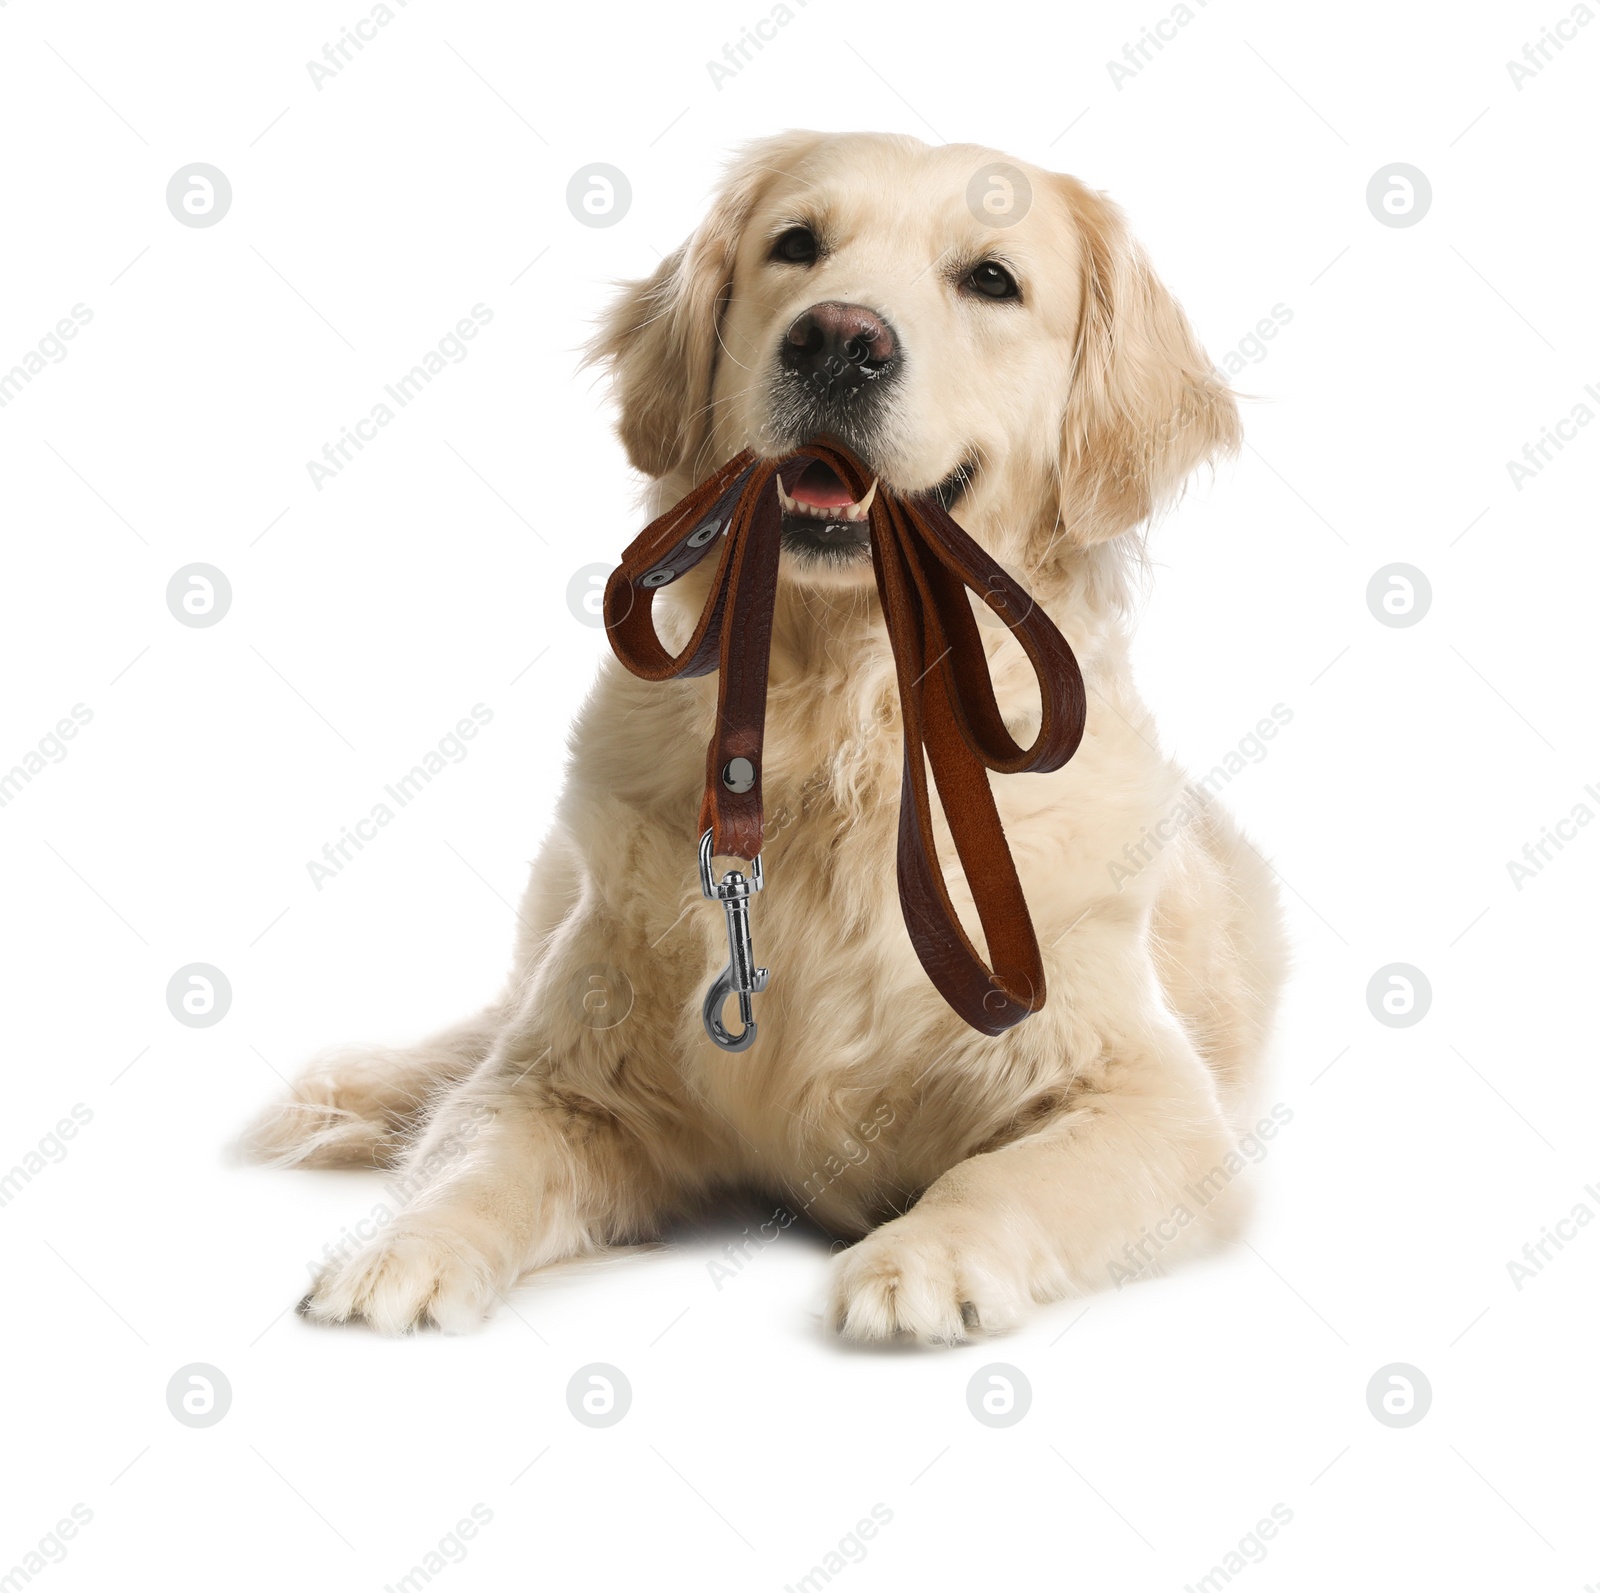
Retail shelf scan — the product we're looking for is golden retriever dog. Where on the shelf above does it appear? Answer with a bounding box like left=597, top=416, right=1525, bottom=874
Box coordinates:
left=245, top=130, right=1286, bottom=1342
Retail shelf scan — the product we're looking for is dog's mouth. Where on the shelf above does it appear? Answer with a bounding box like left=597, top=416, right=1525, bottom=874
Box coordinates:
left=777, top=459, right=879, bottom=560
left=778, top=457, right=976, bottom=564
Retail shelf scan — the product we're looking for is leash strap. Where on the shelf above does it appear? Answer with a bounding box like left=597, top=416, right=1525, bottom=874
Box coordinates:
left=604, top=439, right=1086, bottom=1038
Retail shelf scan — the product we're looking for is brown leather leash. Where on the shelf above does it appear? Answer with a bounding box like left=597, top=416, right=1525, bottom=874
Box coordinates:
left=604, top=438, right=1086, bottom=1049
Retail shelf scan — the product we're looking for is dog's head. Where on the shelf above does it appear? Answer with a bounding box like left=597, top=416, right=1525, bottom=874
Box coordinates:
left=590, top=131, right=1237, bottom=585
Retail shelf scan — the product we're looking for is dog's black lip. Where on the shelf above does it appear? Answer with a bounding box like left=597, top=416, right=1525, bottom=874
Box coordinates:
left=780, top=512, right=872, bottom=563
left=927, top=457, right=977, bottom=513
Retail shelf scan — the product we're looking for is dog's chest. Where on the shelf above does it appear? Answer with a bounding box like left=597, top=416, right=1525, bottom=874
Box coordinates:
left=681, top=754, right=1074, bottom=1213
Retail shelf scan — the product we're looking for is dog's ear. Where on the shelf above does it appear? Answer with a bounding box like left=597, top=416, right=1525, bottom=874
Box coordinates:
left=1053, top=175, right=1239, bottom=543
left=587, top=131, right=826, bottom=481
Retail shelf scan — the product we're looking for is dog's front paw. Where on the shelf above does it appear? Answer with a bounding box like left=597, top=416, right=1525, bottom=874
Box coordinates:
left=828, top=1214, right=1029, bottom=1345
left=301, top=1218, right=508, bottom=1335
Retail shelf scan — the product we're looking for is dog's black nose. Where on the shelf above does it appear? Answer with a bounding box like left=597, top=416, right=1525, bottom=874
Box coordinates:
left=781, top=302, right=897, bottom=393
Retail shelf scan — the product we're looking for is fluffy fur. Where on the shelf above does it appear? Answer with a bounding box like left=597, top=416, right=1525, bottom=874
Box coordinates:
left=244, top=132, right=1285, bottom=1342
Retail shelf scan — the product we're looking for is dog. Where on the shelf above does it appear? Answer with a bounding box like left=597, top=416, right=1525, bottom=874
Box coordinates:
left=244, top=130, right=1286, bottom=1342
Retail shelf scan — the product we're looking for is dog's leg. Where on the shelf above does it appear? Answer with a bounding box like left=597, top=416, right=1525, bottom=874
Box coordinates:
left=298, top=1012, right=694, bottom=1333
left=829, top=1019, right=1242, bottom=1343
left=238, top=1008, right=503, bottom=1169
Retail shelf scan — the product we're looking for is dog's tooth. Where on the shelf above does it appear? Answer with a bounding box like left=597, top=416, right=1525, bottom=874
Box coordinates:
left=778, top=474, right=878, bottom=527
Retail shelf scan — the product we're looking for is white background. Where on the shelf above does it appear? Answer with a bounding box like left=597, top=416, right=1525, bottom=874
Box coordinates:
left=2, top=0, right=1597, bottom=1588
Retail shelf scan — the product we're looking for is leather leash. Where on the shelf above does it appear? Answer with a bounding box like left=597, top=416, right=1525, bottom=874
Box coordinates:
left=604, top=439, right=1086, bottom=1048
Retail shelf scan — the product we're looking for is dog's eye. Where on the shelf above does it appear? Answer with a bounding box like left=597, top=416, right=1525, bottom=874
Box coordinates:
left=965, top=261, right=1020, bottom=301
left=771, top=227, right=819, bottom=266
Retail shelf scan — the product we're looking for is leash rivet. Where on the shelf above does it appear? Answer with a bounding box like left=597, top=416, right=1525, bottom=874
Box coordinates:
left=721, top=757, right=756, bottom=793
left=641, top=568, right=675, bottom=588
left=687, top=519, right=722, bottom=548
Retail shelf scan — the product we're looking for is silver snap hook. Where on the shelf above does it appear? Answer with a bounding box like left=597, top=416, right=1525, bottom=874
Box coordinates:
left=697, top=829, right=768, bottom=1051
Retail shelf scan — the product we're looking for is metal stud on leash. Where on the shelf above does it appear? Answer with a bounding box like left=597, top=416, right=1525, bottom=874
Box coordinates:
left=698, top=828, right=768, bottom=1051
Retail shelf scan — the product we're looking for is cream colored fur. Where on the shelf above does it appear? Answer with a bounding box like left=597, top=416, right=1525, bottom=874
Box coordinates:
left=244, top=132, right=1286, bottom=1342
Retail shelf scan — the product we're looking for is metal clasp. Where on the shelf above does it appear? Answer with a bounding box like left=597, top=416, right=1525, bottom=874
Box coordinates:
left=698, top=828, right=769, bottom=1052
